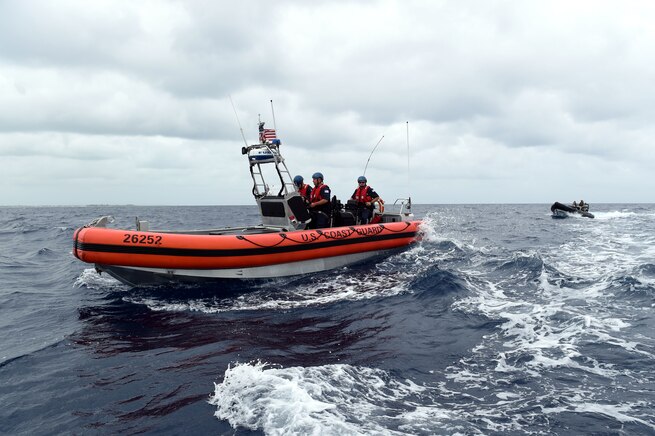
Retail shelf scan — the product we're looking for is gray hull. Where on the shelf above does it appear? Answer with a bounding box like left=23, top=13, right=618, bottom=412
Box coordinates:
left=550, top=202, right=595, bottom=219
left=97, top=247, right=402, bottom=287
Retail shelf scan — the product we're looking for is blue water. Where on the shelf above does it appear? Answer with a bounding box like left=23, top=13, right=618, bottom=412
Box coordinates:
left=1, top=204, right=654, bottom=435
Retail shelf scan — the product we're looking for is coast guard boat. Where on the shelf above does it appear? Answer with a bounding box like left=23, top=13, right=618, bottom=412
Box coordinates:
left=73, top=122, right=421, bottom=286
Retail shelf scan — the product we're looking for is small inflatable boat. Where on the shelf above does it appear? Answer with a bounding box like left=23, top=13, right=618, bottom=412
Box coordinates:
left=73, top=120, right=421, bottom=286
left=550, top=201, right=594, bottom=219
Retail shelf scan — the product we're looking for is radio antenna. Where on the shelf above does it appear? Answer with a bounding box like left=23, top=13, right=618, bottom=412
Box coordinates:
left=406, top=121, right=411, bottom=203
left=270, top=99, right=277, bottom=132
left=229, top=95, right=248, bottom=147
left=363, top=135, right=384, bottom=176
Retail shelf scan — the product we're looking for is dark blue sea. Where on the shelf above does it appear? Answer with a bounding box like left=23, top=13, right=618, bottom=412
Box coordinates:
left=1, top=204, right=654, bottom=435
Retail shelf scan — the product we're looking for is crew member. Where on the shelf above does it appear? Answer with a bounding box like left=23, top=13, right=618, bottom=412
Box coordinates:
left=308, top=172, right=331, bottom=228
left=351, top=175, right=383, bottom=224
left=293, top=175, right=312, bottom=203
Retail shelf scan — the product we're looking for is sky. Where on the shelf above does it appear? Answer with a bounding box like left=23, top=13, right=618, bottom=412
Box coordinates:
left=1, top=0, right=654, bottom=206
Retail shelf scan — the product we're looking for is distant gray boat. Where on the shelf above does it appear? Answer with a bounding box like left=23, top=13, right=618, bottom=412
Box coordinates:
left=550, top=201, right=594, bottom=219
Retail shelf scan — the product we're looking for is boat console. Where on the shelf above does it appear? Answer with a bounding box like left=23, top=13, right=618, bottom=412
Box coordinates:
left=258, top=194, right=312, bottom=229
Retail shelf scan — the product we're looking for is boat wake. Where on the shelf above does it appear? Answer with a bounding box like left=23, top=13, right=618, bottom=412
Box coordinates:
left=120, top=248, right=429, bottom=313
left=591, top=210, right=637, bottom=220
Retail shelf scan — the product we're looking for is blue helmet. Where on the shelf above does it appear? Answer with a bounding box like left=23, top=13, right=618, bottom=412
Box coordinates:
left=357, top=175, right=367, bottom=183
left=293, top=175, right=303, bottom=186
left=312, top=172, right=323, bottom=180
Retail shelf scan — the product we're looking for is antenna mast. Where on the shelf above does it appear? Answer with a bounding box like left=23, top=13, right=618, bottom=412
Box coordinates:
left=229, top=95, right=248, bottom=147
left=406, top=121, right=410, bottom=199
left=270, top=100, right=277, bottom=132
left=363, top=135, right=384, bottom=176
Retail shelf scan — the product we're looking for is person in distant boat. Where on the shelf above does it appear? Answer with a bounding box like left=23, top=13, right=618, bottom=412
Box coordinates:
left=308, top=172, right=332, bottom=228
left=351, top=176, right=383, bottom=224
left=293, top=175, right=312, bottom=203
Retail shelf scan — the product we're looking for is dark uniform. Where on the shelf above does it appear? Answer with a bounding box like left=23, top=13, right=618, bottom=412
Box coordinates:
left=309, top=172, right=331, bottom=229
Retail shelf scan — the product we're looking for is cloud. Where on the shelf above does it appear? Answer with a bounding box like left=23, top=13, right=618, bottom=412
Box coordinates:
left=1, top=0, right=654, bottom=205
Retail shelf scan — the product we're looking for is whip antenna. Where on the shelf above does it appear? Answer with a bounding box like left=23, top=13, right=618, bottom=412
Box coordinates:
left=363, top=135, right=385, bottom=176
left=229, top=95, right=248, bottom=147
left=406, top=121, right=410, bottom=198
left=270, top=100, right=277, bottom=132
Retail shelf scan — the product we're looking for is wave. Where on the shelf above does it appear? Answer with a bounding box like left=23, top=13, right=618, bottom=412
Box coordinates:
left=123, top=263, right=417, bottom=314
left=209, top=361, right=445, bottom=435
left=592, top=210, right=637, bottom=220
left=209, top=359, right=655, bottom=435
left=0, top=337, right=70, bottom=369
left=74, top=268, right=128, bottom=292
left=409, top=265, right=468, bottom=297
left=37, top=247, right=56, bottom=256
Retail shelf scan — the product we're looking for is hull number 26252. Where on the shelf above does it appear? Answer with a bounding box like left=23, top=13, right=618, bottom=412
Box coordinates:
left=123, top=233, right=162, bottom=245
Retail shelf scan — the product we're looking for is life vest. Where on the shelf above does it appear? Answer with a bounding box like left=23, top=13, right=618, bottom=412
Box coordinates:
left=298, top=184, right=311, bottom=199
left=310, top=183, right=330, bottom=203
left=353, top=186, right=373, bottom=204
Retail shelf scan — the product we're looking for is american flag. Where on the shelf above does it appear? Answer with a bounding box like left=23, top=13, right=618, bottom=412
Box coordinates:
left=259, top=128, right=277, bottom=143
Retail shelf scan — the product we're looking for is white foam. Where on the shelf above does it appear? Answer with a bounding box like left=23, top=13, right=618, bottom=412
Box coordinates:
left=210, top=362, right=444, bottom=435
left=454, top=265, right=633, bottom=379
left=495, top=392, right=521, bottom=400
left=419, top=212, right=479, bottom=254
left=127, top=266, right=414, bottom=314
left=592, top=210, right=637, bottom=220
left=417, top=214, right=442, bottom=243
left=74, top=268, right=126, bottom=291
left=209, top=361, right=533, bottom=434
left=130, top=237, right=451, bottom=314
left=541, top=395, right=655, bottom=430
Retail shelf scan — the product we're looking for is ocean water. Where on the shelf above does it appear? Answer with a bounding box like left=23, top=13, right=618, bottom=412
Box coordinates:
left=1, top=204, right=654, bottom=435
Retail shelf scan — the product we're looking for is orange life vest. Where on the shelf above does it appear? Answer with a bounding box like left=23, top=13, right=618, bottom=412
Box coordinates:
left=353, top=185, right=373, bottom=204
left=298, top=184, right=311, bottom=199
left=310, top=183, right=330, bottom=203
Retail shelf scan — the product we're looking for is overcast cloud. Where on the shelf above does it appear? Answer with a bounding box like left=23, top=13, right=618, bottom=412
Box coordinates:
left=1, top=0, right=654, bottom=205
